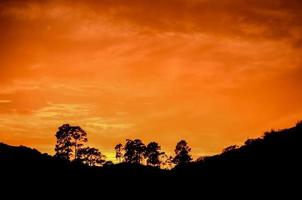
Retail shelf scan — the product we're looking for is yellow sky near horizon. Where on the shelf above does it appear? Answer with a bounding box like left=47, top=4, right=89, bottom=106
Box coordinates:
left=0, top=0, right=302, bottom=160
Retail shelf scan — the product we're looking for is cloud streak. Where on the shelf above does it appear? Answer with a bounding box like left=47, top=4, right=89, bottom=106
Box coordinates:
left=0, top=100, right=11, bottom=103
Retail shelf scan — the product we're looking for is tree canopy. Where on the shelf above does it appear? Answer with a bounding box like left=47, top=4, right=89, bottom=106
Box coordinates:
left=173, top=140, right=192, bottom=166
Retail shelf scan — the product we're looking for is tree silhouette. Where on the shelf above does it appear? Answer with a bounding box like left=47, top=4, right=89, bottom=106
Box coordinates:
left=54, top=124, right=88, bottom=161
left=124, top=139, right=146, bottom=164
left=160, top=154, right=174, bottom=169
left=144, top=142, right=164, bottom=167
left=54, top=124, right=73, bottom=160
left=77, top=147, right=106, bottom=167
left=173, top=140, right=192, bottom=166
left=114, top=143, right=124, bottom=163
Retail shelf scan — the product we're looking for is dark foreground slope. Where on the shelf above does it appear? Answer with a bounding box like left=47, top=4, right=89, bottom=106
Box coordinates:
left=1, top=122, right=301, bottom=194
left=177, top=122, right=302, bottom=181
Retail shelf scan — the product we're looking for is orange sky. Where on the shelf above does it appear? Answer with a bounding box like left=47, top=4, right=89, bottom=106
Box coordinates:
left=0, top=0, right=302, bottom=160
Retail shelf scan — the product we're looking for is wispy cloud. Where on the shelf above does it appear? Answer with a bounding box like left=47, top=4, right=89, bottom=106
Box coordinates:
left=83, top=117, right=133, bottom=131
left=0, top=80, right=41, bottom=94
left=34, top=103, right=91, bottom=119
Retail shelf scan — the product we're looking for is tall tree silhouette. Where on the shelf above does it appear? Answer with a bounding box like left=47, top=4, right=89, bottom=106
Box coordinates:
left=54, top=124, right=73, bottom=160
left=114, top=143, right=124, bottom=163
left=144, top=142, right=164, bottom=167
left=173, top=140, right=192, bottom=166
left=54, top=124, right=88, bottom=161
left=77, top=147, right=106, bottom=166
left=124, top=139, right=146, bottom=164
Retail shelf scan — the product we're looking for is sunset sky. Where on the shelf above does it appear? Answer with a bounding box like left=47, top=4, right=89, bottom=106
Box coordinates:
left=1, top=0, right=302, bottom=160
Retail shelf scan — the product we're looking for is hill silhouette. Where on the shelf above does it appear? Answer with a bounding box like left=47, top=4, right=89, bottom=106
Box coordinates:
left=175, top=122, right=302, bottom=182
left=1, top=122, right=301, bottom=194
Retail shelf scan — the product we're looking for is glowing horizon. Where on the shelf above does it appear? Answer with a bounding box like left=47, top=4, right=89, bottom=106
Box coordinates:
left=1, top=0, right=302, bottom=160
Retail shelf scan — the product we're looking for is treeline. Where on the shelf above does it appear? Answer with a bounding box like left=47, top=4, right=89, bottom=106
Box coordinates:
left=1, top=121, right=301, bottom=196
left=54, top=124, right=192, bottom=168
left=1, top=121, right=301, bottom=186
